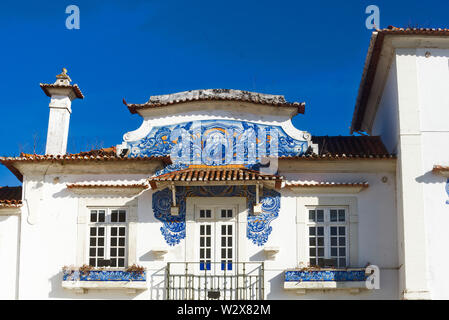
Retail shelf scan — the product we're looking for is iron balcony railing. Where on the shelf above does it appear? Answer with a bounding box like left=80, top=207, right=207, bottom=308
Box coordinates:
left=165, top=262, right=264, bottom=300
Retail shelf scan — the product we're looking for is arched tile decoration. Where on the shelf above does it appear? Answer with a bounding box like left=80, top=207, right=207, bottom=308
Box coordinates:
left=126, top=120, right=308, bottom=163
left=152, top=186, right=280, bottom=246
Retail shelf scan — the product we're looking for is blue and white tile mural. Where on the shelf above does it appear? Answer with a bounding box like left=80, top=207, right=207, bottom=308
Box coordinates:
left=284, top=270, right=367, bottom=282
left=126, top=120, right=308, bottom=166
left=152, top=186, right=281, bottom=246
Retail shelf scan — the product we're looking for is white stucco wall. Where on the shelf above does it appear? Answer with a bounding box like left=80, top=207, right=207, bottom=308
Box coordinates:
left=415, top=48, right=449, bottom=300
left=371, top=45, right=449, bottom=299
left=9, top=166, right=397, bottom=300
left=0, top=213, right=19, bottom=299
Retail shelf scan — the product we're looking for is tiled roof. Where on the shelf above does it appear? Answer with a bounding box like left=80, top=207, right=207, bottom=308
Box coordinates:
left=124, top=89, right=305, bottom=114
left=40, top=83, right=84, bottom=99
left=312, top=136, right=389, bottom=156
left=432, top=165, right=449, bottom=175
left=0, top=149, right=171, bottom=182
left=279, top=136, right=394, bottom=160
left=148, top=165, right=283, bottom=188
left=0, top=186, right=22, bottom=207
left=0, top=152, right=170, bottom=163
left=351, top=26, right=449, bottom=133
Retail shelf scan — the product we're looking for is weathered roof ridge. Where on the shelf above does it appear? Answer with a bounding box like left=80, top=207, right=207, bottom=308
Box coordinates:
left=124, top=89, right=305, bottom=114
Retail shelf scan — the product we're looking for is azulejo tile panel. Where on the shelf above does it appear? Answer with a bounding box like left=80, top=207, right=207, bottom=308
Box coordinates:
left=126, top=120, right=308, bottom=165
left=62, top=270, right=146, bottom=282
left=152, top=186, right=281, bottom=246
left=284, top=270, right=367, bottom=282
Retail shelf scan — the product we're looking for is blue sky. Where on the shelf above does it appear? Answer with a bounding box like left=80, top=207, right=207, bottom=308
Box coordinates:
left=0, top=0, right=448, bottom=186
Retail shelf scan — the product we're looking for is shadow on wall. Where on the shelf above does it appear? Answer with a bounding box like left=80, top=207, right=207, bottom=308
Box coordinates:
left=415, top=170, right=444, bottom=185
left=148, top=267, right=166, bottom=300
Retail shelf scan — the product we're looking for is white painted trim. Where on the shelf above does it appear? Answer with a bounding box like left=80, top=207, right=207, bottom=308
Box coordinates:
left=0, top=208, right=21, bottom=216
left=185, top=197, right=247, bottom=267
left=76, top=197, right=138, bottom=267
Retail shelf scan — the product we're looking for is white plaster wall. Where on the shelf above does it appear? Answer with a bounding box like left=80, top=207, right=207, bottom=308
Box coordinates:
left=415, top=48, right=449, bottom=299
left=371, top=58, right=399, bottom=154
left=0, top=214, right=19, bottom=299
left=16, top=168, right=398, bottom=300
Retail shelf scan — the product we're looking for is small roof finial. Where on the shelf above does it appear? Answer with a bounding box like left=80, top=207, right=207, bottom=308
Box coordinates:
left=55, top=68, right=72, bottom=85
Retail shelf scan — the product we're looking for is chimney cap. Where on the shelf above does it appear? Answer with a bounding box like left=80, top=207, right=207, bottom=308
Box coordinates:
left=40, top=68, right=84, bottom=99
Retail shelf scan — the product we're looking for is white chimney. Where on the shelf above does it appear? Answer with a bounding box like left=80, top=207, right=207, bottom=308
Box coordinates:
left=40, top=68, right=84, bottom=155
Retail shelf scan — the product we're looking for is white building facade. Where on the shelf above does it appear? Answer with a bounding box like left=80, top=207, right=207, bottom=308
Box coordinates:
left=0, top=28, right=448, bottom=300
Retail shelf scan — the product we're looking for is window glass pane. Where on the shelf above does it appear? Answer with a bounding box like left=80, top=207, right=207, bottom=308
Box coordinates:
left=119, top=211, right=126, bottom=222
left=309, top=237, right=316, bottom=246
left=331, top=237, right=337, bottom=246
left=331, top=248, right=337, bottom=256
left=339, top=237, right=345, bottom=246
left=317, top=248, right=324, bottom=256
left=308, top=210, right=315, bottom=222
left=330, top=226, right=337, bottom=235
left=200, top=210, right=205, bottom=218
left=90, top=211, right=97, bottom=223
left=317, top=237, right=324, bottom=246
left=317, top=210, right=324, bottom=222
left=111, top=210, right=118, bottom=222
left=338, top=210, right=345, bottom=222
left=330, top=210, right=337, bottom=222
left=309, top=227, right=315, bottom=236
left=206, top=210, right=211, bottom=218
left=98, top=210, right=105, bottom=222
left=227, top=210, right=232, bottom=217
left=221, top=209, right=226, bottom=218
left=317, top=227, right=324, bottom=236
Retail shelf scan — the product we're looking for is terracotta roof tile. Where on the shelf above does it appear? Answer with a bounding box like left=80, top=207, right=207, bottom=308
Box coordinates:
left=40, top=83, right=84, bottom=99
left=0, top=186, right=22, bottom=207
left=148, top=165, right=283, bottom=188
left=279, top=136, right=394, bottom=160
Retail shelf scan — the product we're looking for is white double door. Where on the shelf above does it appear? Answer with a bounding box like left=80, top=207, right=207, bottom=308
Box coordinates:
left=195, top=206, right=237, bottom=274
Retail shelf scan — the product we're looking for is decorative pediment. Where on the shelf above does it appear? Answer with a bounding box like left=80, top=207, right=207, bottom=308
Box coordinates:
left=119, top=119, right=311, bottom=168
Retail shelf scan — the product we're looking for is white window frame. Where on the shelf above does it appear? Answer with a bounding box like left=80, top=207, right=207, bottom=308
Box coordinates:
left=76, top=197, right=138, bottom=268
left=296, top=196, right=358, bottom=268
left=306, top=206, right=349, bottom=268
left=86, top=207, right=129, bottom=268
left=194, top=206, right=237, bottom=273
left=185, top=197, right=247, bottom=272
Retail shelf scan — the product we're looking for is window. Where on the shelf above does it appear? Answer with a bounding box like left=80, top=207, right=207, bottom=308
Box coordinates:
left=308, top=207, right=348, bottom=268
left=88, top=208, right=127, bottom=268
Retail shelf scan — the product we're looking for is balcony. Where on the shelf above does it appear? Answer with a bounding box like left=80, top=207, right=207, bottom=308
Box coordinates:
left=284, top=268, right=374, bottom=294
left=166, top=262, right=264, bottom=300
left=62, top=267, right=147, bottom=294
